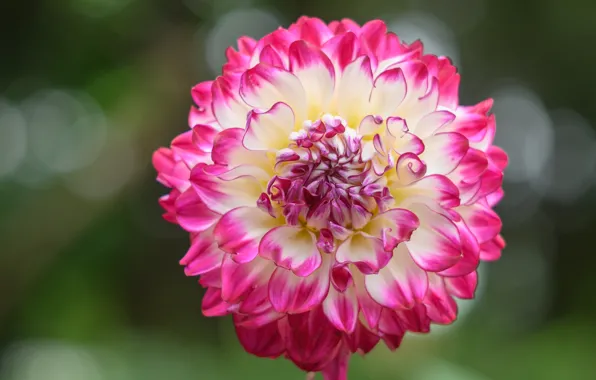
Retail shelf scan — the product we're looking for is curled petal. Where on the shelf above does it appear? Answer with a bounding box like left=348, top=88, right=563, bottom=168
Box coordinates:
left=366, top=208, right=420, bottom=251
left=395, top=152, right=427, bottom=185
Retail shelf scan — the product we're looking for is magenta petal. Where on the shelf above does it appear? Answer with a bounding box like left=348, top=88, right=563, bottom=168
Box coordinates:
left=445, top=271, right=478, bottom=299
left=424, top=273, right=458, bottom=324
left=221, top=256, right=274, bottom=304
left=365, top=244, right=428, bottom=309
left=234, top=317, right=285, bottom=358
left=181, top=232, right=224, bottom=276
left=322, top=285, right=358, bottom=333
left=268, top=256, right=330, bottom=314
left=406, top=204, right=462, bottom=272
left=174, top=188, right=219, bottom=233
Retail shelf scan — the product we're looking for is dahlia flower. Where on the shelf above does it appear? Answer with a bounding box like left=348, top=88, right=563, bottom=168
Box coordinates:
left=153, top=16, right=507, bottom=379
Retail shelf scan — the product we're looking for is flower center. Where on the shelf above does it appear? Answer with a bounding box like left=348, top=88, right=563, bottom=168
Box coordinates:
left=265, top=115, right=390, bottom=231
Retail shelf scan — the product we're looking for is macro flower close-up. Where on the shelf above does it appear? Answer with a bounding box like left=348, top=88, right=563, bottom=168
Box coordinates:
left=153, top=16, right=507, bottom=379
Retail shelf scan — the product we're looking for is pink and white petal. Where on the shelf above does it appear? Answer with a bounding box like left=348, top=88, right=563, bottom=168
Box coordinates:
left=243, top=102, right=295, bottom=151
left=365, top=244, right=428, bottom=309
left=259, top=226, right=322, bottom=277
left=211, top=128, right=271, bottom=171
left=420, top=132, right=469, bottom=175
left=174, top=188, right=219, bottom=233
left=405, top=204, right=462, bottom=272
left=357, top=114, right=384, bottom=136
left=258, top=45, right=284, bottom=67
left=479, top=234, right=505, bottom=261
left=268, top=256, right=331, bottom=314
left=221, top=255, right=274, bottom=303
left=211, top=76, right=251, bottom=129
left=424, top=273, right=458, bottom=324
left=366, top=208, right=420, bottom=251
left=240, top=64, right=307, bottom=120
left=413, top=110, right=456, bottom=138
left=346, top=275, right=380, bottom=331
left=393, top=174, right=460, bottom=210
left=234, top=318, right=285, bottom=358
left=337, top=56, right=374, bottom=124
left=191, top=166, right=264, bottom=215
left=289, top=40, right=336, bottom=119
left=438, top=218, right=480, bottom=277
left=322, top=32, right=360, bottom=73
left=369, top=67, right=407, bottom=117
left=388, top=121, right=425, bottom=155
left=457, top=203, right=502, bottom=244
left=322, top=285, right=359, bottom=333
left=395, top=152, right=427, bottom=186
left=448, top=147, right=488, bottom=184
left=214, top=206, right=282, bottom=262
left=336, top=232, right=391, bottom=274
left=445, top=271, right=478, bottom=299
left=400, top=78, right=440, bottom=126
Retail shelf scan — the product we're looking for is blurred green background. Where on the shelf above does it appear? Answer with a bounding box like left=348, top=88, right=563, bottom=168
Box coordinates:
left=1, top=0, right=596, bottom=379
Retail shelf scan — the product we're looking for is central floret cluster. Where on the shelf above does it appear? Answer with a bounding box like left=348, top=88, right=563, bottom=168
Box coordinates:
left=153, top=16, right=507, bottom=380
left=271, top=115, right=379, bottom=230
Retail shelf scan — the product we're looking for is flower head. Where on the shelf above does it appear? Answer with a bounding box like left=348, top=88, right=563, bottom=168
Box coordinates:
left=153, top=16, right=507, bottom=380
